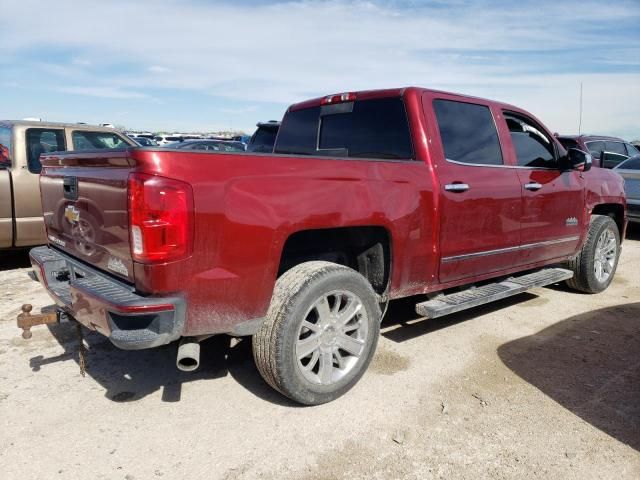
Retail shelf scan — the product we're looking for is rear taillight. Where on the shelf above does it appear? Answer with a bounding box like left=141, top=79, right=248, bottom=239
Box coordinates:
left=127, top=173, right=194, bottom=263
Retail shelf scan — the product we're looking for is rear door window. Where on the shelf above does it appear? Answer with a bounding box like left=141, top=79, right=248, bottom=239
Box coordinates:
left=275, top=97, right=413, bottom=160
left=72, top=131, right=129, bottom=150
left=26, top=128, right=66, bottom=173
left=0, top=126, right=12, bottom=167
left=433, top=99, right=503, bottom=165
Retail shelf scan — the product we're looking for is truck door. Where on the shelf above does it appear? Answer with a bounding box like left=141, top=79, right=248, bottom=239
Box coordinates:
left=0, top=126, right=13, bottom=248
left=502, top=112, right=584, bottom=264
left=12, top=127, right=66, bottom=247
left=423, top=94, right=522, bottom=284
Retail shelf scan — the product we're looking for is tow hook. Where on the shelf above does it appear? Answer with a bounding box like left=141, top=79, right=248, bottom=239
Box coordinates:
left=16, top=304, right=65, bottom=339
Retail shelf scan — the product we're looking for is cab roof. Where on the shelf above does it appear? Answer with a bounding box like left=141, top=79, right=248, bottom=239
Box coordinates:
left=287, top=86, right=522, bottom=112
left=0, top=120, right=123, bottom=132
left=556, top=134, right=626, bottom=142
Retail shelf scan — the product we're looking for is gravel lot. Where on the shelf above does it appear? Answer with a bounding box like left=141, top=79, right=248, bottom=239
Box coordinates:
left=1, top=226, right=639, bottom=480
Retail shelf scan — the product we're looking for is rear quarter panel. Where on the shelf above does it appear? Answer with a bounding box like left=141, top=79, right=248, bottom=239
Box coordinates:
left=129, top=148, right=436, bottom=335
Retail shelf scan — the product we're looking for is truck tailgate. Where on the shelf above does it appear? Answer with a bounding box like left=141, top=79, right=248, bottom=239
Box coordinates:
left=40, top=150, right=135, bottom=282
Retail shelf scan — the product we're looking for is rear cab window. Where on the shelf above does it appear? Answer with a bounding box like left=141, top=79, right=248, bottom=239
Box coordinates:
left=0, top=125, right=12, bottom=167
left=72, top=131, right=130, bottom=150
left=26, top=128, right=66, bottom=173
left=274, top=97, right=413, bottom=160
left=432, top=99, right=503, bottom=166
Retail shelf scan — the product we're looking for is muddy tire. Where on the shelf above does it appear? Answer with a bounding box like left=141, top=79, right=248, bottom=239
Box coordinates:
left=252, top=261, right=380, bottom=405
left=565, top=215, right=620, bottom=293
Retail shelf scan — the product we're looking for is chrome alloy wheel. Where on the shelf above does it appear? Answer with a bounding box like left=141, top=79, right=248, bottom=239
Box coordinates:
left=295, top=290, right=369, bottom=385
left=594, top=228, right=617, bottom=283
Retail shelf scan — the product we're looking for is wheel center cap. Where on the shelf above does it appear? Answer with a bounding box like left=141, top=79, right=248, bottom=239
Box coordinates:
left=320, top=325, right=338, bottom=346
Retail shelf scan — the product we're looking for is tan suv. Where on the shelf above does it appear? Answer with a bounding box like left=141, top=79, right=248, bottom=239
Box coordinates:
left=0, top=121, right=136, bottom=250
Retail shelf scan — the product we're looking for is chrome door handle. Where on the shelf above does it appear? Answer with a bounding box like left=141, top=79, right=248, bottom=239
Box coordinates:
left=524, top=182, right=542, bottom=191
left=444, top=183, right=470, bottom=192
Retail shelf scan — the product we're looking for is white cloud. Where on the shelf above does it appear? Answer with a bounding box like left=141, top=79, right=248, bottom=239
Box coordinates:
left=148, top=65, right=171, bottom=73
left=0, top=0, right=638, bottom=135
left=71, top=57, right=92, bottom=67
left=219, top=105, right=259, bottom=115
left=58, top=86, right=149, bottom=99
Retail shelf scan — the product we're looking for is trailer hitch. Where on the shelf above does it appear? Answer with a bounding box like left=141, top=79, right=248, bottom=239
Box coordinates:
left=16, top=304, right=63, bottom=339
left=17, top=304, right=87, bottom=376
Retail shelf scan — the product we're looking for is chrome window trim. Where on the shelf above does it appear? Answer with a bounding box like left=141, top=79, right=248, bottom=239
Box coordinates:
left=444, top=157, right=558, bottom=171
left=442, top=236, right=580, bottom=263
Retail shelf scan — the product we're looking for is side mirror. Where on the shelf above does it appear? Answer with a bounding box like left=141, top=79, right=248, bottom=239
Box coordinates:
left=562, top=148, right=592, bottom=172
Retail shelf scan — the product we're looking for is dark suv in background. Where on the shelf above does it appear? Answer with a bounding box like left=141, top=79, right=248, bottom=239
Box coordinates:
left=247, top=120, right=280, bottom=153
left=557, top=134, right=640, bottom=169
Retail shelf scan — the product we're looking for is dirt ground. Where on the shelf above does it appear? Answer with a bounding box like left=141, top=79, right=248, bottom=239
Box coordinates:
left=1, top=227, right=639, bottom=480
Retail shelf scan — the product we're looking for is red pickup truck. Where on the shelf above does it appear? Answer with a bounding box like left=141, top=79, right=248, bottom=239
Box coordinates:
left=25, top=87, right=626, bottom=405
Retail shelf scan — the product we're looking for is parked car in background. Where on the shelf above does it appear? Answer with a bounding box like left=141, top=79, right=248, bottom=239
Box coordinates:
left=130, top=136, right=158, bottom=147
left=164, top=139, right=245, bottom=152
left=614, top=156, right=640, bottom=223
left=127, top=131, right=155, bottom=140
left=28, top=87, right=625, bottom=405
left=247, top=120, right=280, bottom=152
left=0, top=121, right=135, bottom=250
left=154, top=134, right=185, bottom=146
left=232, top=134, right=251, bottom=145
left=557, top=135, right=640, bottom=169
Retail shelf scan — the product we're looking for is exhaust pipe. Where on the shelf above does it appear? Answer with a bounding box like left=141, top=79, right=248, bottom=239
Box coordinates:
left=176, top=337, right=200, bottom=372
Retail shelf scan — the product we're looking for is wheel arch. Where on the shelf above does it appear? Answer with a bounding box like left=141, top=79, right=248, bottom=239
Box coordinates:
left=277, top=226, right=392, bottom=296
left=591, top=203, right=625, bottom=242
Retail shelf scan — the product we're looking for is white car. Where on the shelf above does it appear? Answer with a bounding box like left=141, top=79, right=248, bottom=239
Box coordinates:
left=154, top=134, right=185, bottom=146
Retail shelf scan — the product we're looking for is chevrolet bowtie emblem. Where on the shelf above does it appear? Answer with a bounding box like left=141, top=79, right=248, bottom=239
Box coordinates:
left=64, top=205, right=80, bottom=224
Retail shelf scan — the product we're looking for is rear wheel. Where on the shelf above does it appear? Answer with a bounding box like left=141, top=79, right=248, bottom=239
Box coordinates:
left=565, top=215, right=620, bottom=293
left=253, top=261, right=380, bottom=405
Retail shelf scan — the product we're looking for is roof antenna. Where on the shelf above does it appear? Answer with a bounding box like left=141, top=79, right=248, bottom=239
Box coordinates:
left=578, top=81, right=583, bottom=135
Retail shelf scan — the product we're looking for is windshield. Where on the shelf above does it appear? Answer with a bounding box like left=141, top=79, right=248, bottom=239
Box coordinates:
left=72, top=131, right=130, bottom=150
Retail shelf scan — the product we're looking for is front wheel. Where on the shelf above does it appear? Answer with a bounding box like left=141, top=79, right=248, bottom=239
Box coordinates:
left=565, top=214, right=620, bottom=293
left=253, top=261, right=380, bottom=405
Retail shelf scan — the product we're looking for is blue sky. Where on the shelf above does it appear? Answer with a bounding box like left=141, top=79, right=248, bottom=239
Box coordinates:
left=1, top=0, right=639, bottom=137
